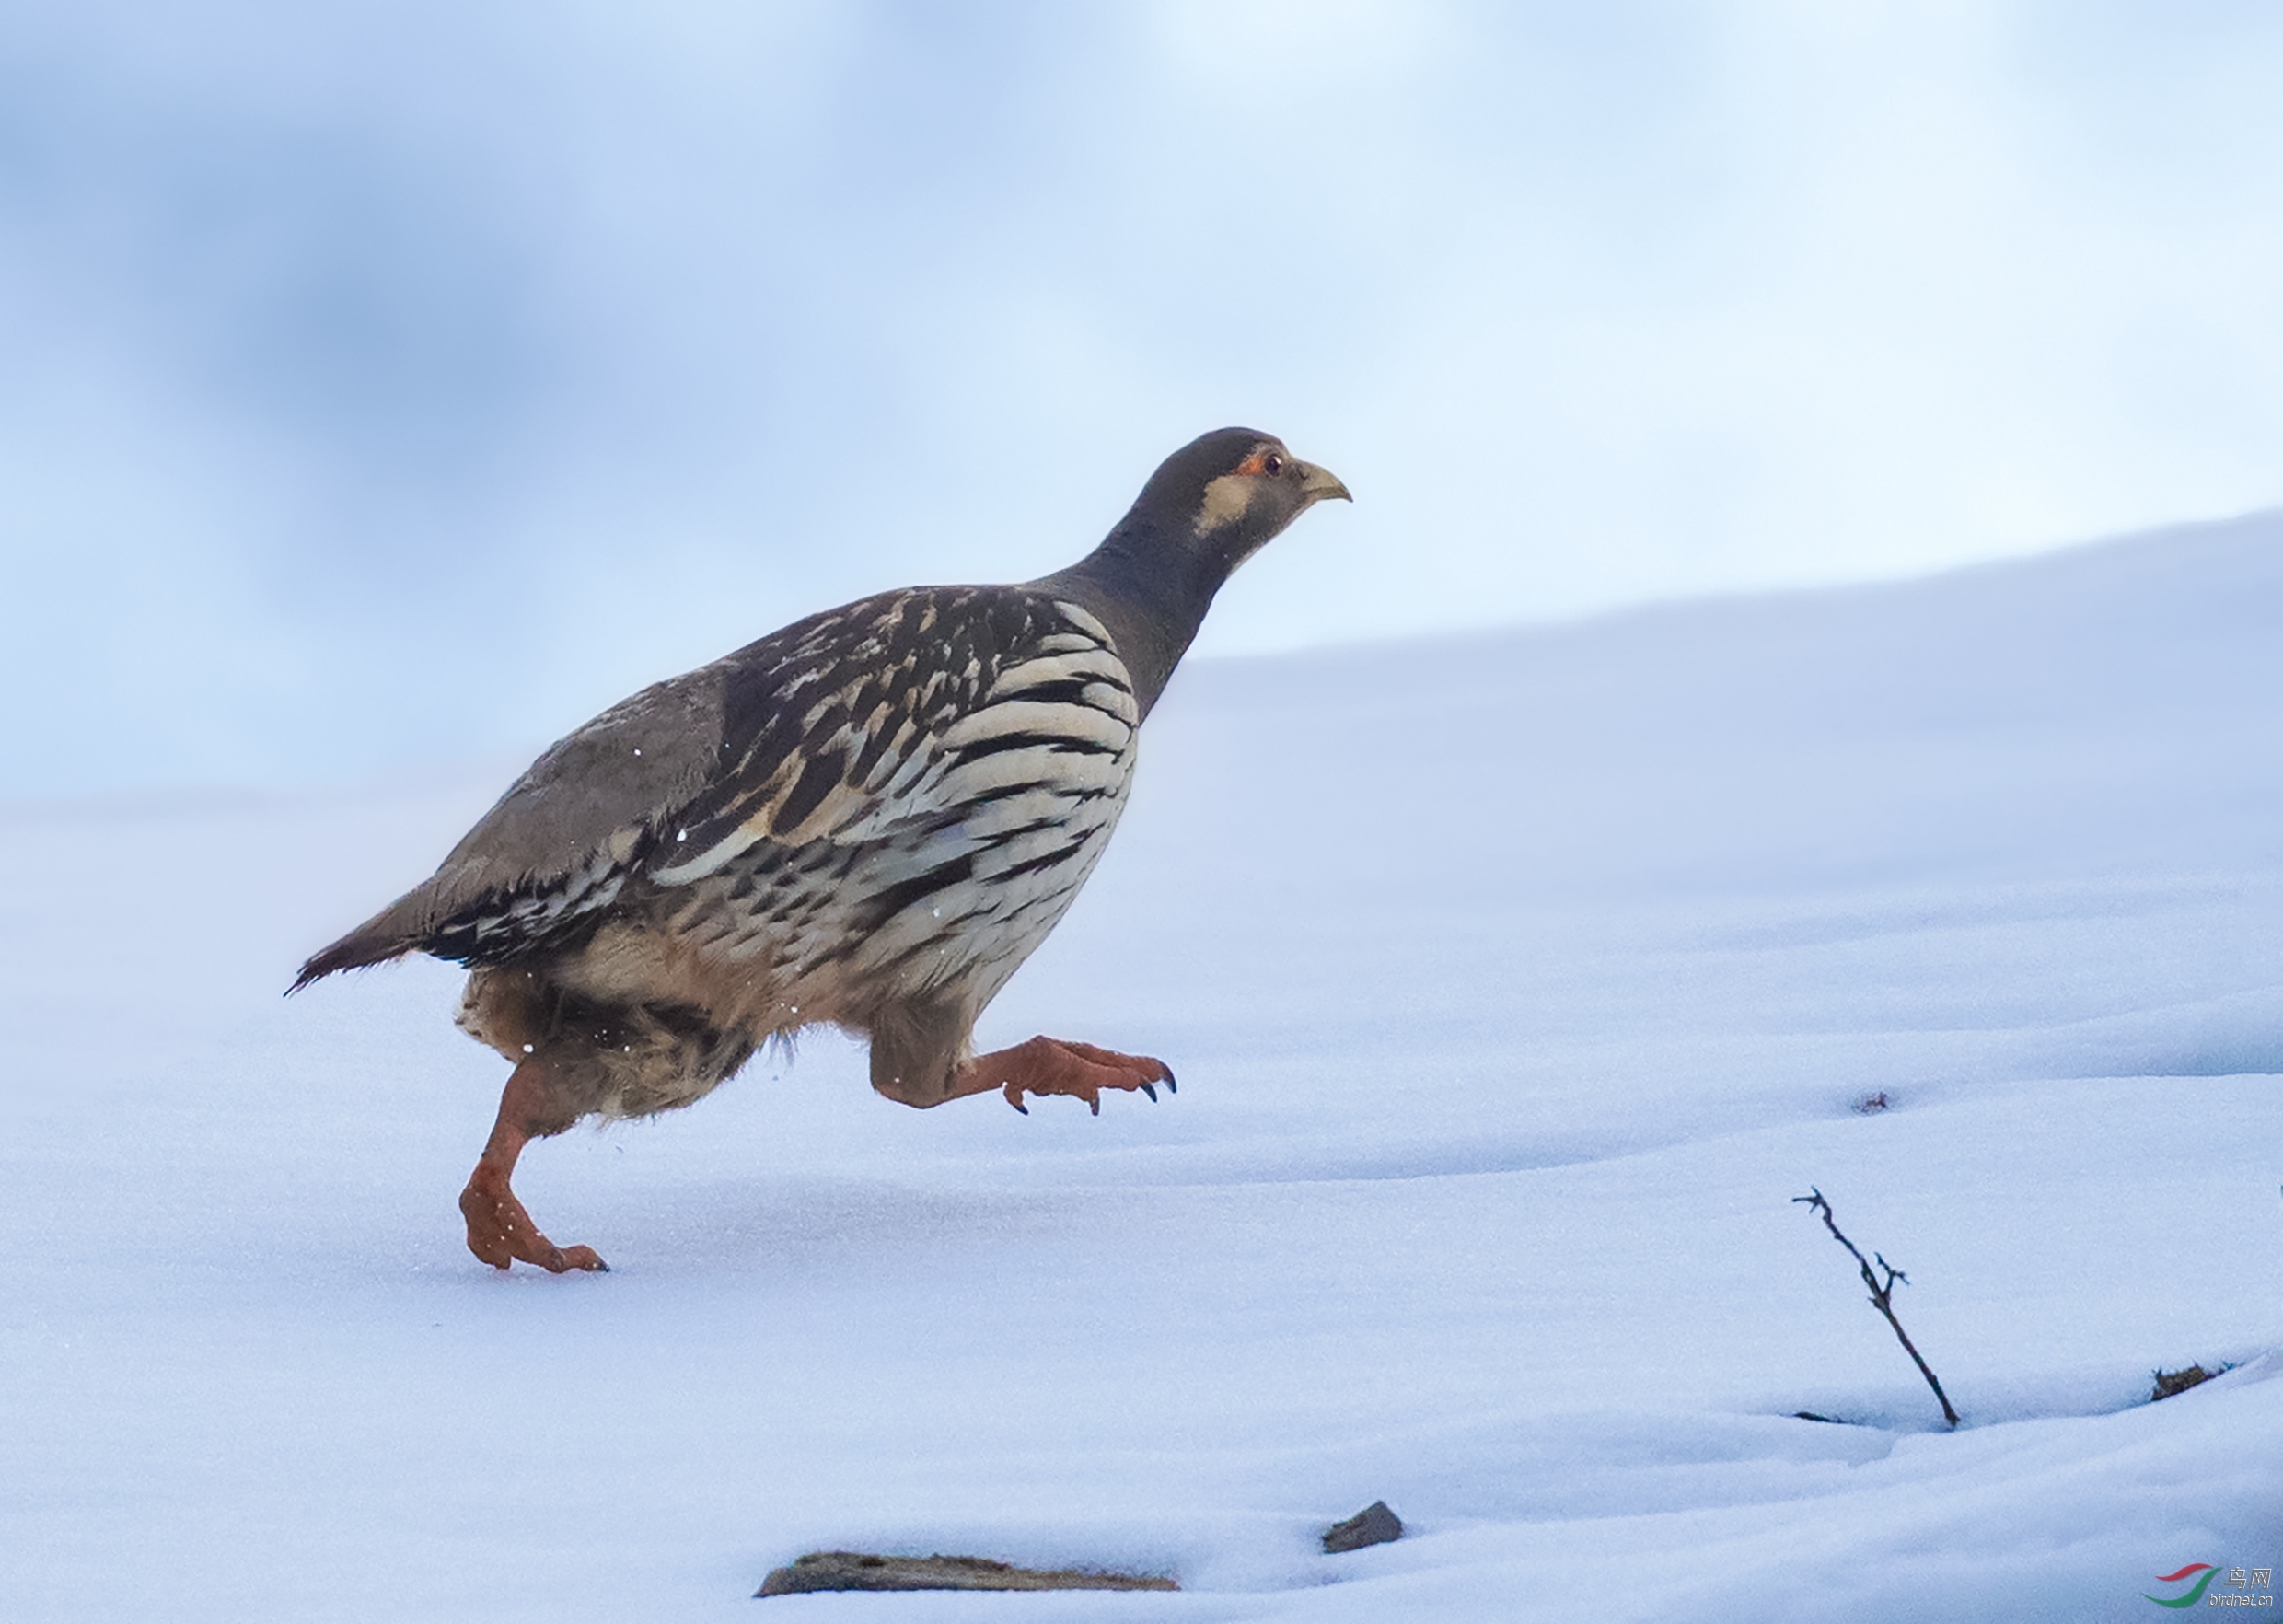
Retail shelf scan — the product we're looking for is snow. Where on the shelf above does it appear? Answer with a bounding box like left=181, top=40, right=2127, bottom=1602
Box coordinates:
left=5, top=513, right=2280, bottom=1621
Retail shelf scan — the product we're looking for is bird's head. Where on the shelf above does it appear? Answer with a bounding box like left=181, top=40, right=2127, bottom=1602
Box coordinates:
left=1129, top=426, right=1353, bottom=581
left=1038, top=425, right=1351, bottom=721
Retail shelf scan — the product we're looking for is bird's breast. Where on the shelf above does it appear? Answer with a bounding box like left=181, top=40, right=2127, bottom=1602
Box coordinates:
left=655, top=598, right=1143, bottom=1015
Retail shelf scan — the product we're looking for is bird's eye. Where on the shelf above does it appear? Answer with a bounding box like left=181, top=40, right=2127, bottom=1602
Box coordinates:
left=1263, top=453, right=1284, bottom=476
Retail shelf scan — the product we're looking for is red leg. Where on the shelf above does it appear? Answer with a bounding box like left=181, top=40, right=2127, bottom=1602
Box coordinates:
left=458, top=1059, right=608, bottom=1274
left=950, top=1035, right=1176, bottom=1116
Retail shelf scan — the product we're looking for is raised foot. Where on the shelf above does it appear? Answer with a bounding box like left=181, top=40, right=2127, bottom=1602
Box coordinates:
left=979, top=1035, right=1176, bottom=1117
left=458, top=1166, right=608, bottom=1274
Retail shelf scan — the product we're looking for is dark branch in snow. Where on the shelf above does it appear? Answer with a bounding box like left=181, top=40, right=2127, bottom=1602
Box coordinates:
left=1793, top=1187, right=1961, bottom=1428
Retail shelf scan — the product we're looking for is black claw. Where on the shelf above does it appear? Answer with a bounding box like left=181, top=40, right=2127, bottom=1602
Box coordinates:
left=595, top=1260, right=611, bottom=1273
left=1011, top=1097, right=1029, bottom=1115
left=1140, top=1082, right=1157, bottom=1102
left=1088, top=1096, right=1101, bottom=1117
left=1164, top=1070, right=1177, bottom=1094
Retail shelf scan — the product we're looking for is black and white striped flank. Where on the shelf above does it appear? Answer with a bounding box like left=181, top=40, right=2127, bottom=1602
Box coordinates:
left=404, top=585, right=1139, bottom=1007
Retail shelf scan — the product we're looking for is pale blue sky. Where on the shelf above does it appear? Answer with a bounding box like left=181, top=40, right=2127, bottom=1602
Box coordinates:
left=5, top=1, right=2280, bottom=795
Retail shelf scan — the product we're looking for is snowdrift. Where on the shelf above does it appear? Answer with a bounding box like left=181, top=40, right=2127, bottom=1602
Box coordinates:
left=5, top=513, right=2278, bottom=1620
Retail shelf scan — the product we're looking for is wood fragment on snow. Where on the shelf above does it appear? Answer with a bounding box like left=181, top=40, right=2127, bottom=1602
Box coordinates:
left=1322, top=1501, right=1404, bottom=1554
left=756, top=1550, right=1178, bottom=1596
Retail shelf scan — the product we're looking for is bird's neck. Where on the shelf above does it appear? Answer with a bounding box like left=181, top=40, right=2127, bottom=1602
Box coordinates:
left=1034, top=517, right=1228, bottom=723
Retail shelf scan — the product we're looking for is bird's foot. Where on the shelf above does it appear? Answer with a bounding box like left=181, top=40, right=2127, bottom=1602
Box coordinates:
left=458, top=1164, right=608, bottom=1274
left=979, top=1035, right=1176, bottom=1116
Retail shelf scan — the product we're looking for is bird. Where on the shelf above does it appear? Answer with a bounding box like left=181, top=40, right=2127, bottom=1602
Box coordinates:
left=293, top=427, right=1350, bottom=1273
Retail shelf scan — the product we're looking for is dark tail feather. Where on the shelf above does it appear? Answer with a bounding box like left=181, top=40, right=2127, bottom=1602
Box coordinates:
left=287, top=892, right=434, bottom=993
left=289, top=858, right=519, bottom=993
left=288, top=927, right=414, bottom=993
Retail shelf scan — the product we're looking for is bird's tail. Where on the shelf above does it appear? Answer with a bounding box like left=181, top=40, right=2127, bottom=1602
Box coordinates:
left=287, top=897, right=427, bottom=993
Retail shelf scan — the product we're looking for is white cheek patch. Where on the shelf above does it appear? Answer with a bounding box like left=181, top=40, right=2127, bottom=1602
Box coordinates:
left=1193, top=473, right=1255, bottom=536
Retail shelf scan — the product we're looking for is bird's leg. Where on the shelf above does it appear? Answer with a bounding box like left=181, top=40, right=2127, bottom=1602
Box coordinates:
left=948, top=1035, right=1176, bottom=1116
left=458, top=1056, right=608, bottom=1274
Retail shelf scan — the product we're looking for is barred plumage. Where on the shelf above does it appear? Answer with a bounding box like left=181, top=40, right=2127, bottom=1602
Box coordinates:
left=295, top=427, right=1350, bottom=1271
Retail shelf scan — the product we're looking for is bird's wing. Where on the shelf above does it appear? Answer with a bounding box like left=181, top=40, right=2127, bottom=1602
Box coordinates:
left=292, top=586, right=1135, bottom=984
left=647, top=586, right=1137, bottom=886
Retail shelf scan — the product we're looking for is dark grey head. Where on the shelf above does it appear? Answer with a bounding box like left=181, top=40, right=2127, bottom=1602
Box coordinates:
left=1037, top=427, right=1351, bottom=718
left=1127, top=426, right=1353, bottom=578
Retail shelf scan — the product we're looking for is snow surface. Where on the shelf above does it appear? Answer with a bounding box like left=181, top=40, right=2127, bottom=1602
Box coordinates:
left=5, top=514, right=2280, bottom=1621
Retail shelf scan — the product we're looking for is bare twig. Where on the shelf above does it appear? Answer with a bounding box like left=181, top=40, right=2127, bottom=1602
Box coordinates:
left=1793, top=1187, right=1960, bottom=1428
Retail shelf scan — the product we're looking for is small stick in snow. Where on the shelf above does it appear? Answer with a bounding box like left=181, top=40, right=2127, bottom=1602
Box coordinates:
left=1793, top=1187, right=1961, bottom=1428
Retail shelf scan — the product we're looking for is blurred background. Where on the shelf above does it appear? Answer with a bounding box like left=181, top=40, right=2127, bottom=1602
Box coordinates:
left=4, top=0, right=2280, bottom=800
